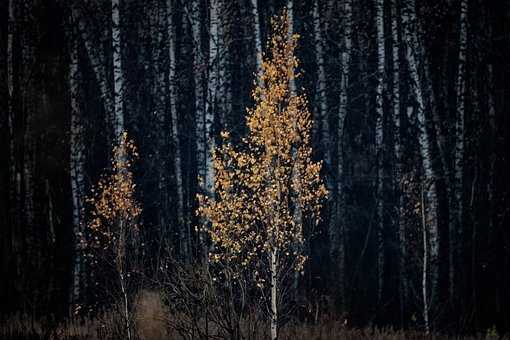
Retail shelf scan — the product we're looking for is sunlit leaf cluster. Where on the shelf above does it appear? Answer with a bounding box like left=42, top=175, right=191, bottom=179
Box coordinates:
left=198, top=13, right=327, bottom=285
left=86, top=132, right=141, bottom=251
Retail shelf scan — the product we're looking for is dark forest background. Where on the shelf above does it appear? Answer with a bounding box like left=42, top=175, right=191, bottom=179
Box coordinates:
left=1, top=0, right=510, bottom=335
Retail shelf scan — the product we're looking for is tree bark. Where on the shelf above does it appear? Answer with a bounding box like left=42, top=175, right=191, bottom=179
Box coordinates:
left=313, top=0, right=331, bottom=191
left=68, top=11, right=85, bottom=306
left=250, top=0, right=263, bottom=77
left=112, top=0, right=125, bottom=140
left=390, top=0, right=407, bottom=324
left=375, top=0, right=385, bottom=304
left=333, top=0, right=352, bottom=309
left=402, top=0, right=440, bottom=300
left=167, top=0, right=188, bottom=261
left=450, top=0, right=468, bottom=302
left=270, top=250, right=278, bottom=340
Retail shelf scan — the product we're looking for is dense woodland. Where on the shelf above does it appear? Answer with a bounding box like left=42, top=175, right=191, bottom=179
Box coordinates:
left=1, top=0, right=510, bottom=338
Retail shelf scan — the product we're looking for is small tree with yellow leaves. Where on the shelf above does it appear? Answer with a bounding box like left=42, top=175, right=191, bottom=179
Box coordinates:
left=198, top=13, right=327, bottom=340
left=86, top=132, right=141, bottom=340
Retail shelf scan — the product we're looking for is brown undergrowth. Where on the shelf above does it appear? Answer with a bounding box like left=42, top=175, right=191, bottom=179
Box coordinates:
left=0, top=290, right=506, bottom=340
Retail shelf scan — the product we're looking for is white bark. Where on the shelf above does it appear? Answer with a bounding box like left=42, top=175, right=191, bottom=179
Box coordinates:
left=402, top=0, right=440, bottom=297
left=313, top=0, right=331, bottom=187
left=167, top=0, right=188, bottom=261
left=375, top=0, right=385, bottom=303
left=450, top=0, right=468, bottom=300
left=71, top=5, right=113, bottom=132
left=421, top=185, right=430, bottom=334
left=205, top=0, right=219, bottom=197
left=112, top=0, right=125, bottom=140
left=287, top=1, right=296, bottom=95
left=270, top=250, right=278, bottom=340
left=334, top=0, right=352, bottom=308
left=391, top=0, right=407, bottom=319
left=250, top=0, right=263, bottom=78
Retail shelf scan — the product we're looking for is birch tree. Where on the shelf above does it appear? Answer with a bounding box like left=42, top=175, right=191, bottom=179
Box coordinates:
left=450, top=0, right=468, bottom=302
left=391, top=0, right=407, bottom=322
left=87, top=133, right=141, bottom=340
left=375, top=0, right=385, bottom=303
left=251, top=0, right=263, bottom=77
left=198, top=14, right=326, bottom=339
left=401, top=0, right=440, bottom=305
left=334, top=0, right=353, bottom=309
left=313, top=0, right=331, bottom=195
left=67, top=11, right=86, bottom=307
left=166, top=0, right=188, bottom=261
left=71, top=2, right=113, bottom=139
left=112, top=0, right=125, bottom=140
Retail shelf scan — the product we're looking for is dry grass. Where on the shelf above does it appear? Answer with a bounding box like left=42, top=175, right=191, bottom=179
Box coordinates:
left=0, top=292, right=507, bottom=340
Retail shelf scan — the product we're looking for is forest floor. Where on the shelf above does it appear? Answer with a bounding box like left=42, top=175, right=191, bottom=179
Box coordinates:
left=0, top=314, right=507, bottom=340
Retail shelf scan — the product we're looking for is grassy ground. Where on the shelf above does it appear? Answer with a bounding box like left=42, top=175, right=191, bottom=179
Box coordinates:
left=0, top=314, right=507, bottom=340
left=2, top=292, right=506, bottom=339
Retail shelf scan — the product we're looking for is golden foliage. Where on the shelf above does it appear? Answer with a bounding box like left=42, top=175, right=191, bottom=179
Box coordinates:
left=198, top=13, right=327, bottom=283
left=86, top=132, right=141, bottom=250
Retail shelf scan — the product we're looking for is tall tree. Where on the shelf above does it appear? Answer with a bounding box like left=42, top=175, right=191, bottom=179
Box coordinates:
left=375, top=0, right=386, bottom=304
left=390, top=0, right=407, bottom=324
left=334, top=0, right=353, bottom=309
left=112, top=0, right=125, bottom=140
left=199, top=15, right=326, bottom=339
left=402, top=0, right=440, bottom=307
left=251, top=0, right=263, bottom=77
left=67, top=10, right=86, bottom=307
left=450, top=0, right=468, bottom=303
left=166, top=0, right=187, bottom=261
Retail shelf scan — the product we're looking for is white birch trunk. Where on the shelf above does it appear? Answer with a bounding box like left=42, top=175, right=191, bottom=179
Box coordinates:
left=270, top=250, right=278, bottom=340
left=250, top=0, right=263, bottom=79
left=167, top=0, right=188, bottom=261
left=287, top=1, right=296, bottom=95
left=421, top=185, right=430, bottom=334
left=375, top=0, right=385, bottom=304
left=450, top=0, right=468, bottom=301
left=112, top=0, right=125, bottom=140
left=391, top=0, right=407, bottom=320
left=72, top=5, right=113, bottom=132
left=402, top=0, right=440, bottom=297
left=313, top=0, right=331, bottom=187
left=334, top=0, right=352, bottom=308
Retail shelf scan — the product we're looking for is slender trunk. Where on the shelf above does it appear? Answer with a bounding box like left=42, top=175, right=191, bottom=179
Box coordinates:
left=402, top=0, right=439, bottom=299
left=450, top=0, right=468, bottom=302
left=313, top=0, right=331, bottom=189
left=7, top=0, right=18, bottom=277
left=421, top=185, right=430, bottom=334
left=250, top=0, right=263, bottom=79
left=287, top=1, right=296, bottom=95
left=117, top=221, right=131, bottom=340
left=167, top=0, right=187, bottom=261
left=112, top=0, right=124, bottom=140
left=21, top=4, right=36, bottom=264
left=487, top=62, right=495, bottom=242
left=334, top=0, right=352, bottom=309
left=375, top=0, right=385, bottom=304
left=270, top=250, right=278, bottom=340
left=68, top=12, right=85, bottom=306
left=71, top=5, right=113, bottom=132
left=391, top=0, right=407, bottom=324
